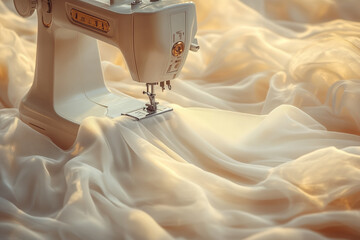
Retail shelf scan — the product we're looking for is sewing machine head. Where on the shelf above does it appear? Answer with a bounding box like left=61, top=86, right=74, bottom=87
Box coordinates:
left=14, top=0, right=199, bottom=149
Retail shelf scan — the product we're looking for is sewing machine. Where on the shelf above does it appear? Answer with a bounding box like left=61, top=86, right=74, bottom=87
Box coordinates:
left=14, top=0, right=199, bottom=149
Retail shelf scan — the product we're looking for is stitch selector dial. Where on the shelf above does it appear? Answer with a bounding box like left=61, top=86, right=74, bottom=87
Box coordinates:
left=172, top=41, right=185, bottom=57
left=14, top=0, right=37, bottom=17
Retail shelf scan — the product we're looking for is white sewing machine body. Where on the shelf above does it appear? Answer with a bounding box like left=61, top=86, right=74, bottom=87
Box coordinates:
left=15, top=0, right=198, bottom=149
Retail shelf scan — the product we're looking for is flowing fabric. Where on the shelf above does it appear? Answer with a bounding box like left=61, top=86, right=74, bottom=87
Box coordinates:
left=1, top=0, right=360, bottom=239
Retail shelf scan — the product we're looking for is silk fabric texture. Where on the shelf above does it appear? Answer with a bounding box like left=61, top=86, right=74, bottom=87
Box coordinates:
left=0, top=0, right=360, bottom=239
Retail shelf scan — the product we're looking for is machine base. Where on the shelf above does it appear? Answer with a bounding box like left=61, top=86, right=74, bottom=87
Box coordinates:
left=125, top=105, right=173, bottom=120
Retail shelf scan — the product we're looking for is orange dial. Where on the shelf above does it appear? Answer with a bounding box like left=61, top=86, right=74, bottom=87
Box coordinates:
left=172, top=41, right=185, bottom=57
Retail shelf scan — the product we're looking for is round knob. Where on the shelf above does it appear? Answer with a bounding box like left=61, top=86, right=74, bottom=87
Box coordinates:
left=14, top=0, right=37, bottom=18
left=172, top=41, right=185, bottom=57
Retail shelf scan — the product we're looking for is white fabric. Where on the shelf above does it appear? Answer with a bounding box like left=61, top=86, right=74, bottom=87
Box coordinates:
left=1, top=0, right=360, bottom=239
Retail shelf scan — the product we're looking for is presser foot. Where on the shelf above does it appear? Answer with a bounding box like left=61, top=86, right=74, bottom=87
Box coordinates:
left=125, top=82, right=172, bottom=120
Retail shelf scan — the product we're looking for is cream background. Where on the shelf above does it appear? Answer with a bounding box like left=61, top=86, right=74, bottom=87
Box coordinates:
left=1, top=0, right=360, bottom=239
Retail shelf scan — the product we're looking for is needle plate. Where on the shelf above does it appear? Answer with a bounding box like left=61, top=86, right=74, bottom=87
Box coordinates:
left=125, top=105, right=173, bottom=120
